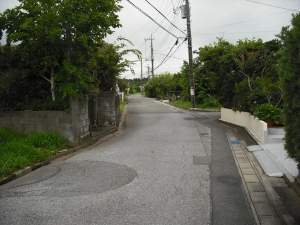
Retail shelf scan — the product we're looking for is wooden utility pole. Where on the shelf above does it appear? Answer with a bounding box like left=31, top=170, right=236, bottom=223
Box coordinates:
left=150, top=34, right=154, bottom=83
left=140, top=58, right=143, bottom=80
left=185, top=0, right=196, bottom=108
left=145, top=35, right=154, bottom=84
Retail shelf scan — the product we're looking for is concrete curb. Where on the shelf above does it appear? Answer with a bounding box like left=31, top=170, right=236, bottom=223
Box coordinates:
left=283, top=174, right=300, bottom=198
left=157, top=100, right=221, bottom=112
left=189, top=108, right=221, bottom=112
left=0, top=103, right=128, bottom=186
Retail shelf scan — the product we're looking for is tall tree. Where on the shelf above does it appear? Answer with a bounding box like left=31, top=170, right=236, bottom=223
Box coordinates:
left=95, top=38, right=141, bottom=91
left=0, top=0, right=122, bottom=101
left=278, top=13, right=300, bottom=170
left=194, top=38, right=238, bottom=107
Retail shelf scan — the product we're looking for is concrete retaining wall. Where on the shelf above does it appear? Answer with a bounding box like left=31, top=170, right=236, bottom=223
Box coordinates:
left=0, top=97, right=90, bottom=147
left=97, top=91, right=120, bottom=127
left=220, top=108, right=268, bottom=144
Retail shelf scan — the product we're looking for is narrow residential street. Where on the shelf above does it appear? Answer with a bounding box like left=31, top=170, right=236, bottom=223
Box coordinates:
left=1, top=94, right=262, bottom=224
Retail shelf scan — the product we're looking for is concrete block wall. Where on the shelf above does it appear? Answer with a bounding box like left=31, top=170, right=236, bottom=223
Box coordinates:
left=97, top=91, right=120, bottom=127
left=70, top=97, right=90, bottom=146
left=220, top=108, right=268, bottom=144
left=0, top=97, right=90, bottom=147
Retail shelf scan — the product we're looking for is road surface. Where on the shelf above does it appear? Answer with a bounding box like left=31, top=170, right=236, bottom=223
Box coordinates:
left=0, top=94, right=257, bottom=224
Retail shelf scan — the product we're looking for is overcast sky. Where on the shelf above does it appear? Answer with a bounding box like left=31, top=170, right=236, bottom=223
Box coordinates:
left=1, top=0, right=300, bottom=79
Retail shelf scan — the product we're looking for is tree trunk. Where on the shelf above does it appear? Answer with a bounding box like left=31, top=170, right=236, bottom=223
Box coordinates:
left=50, top=68, right=55, bottom=101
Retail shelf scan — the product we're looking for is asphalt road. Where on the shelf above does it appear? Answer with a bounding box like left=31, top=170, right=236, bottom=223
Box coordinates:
left=0, top=94, right=256, bottom=224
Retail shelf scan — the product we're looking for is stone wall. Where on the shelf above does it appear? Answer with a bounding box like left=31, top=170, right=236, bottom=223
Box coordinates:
left=97, top=91, right=120, bottom=127
left=0, top=97, right=90, bottom=147
left=70, top=97, right=90, bottom=146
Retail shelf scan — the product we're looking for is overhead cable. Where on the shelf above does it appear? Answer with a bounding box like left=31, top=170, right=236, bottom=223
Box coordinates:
left=193, top=30, right=279, bottom=36
left=246, top=0, right=300, bottom=12
left=192, top=10, right=296, bottom=35
left=144, top=0, right=186, bottom=36
left=154, top=53, right=187, bottom=60
left=125, top=0, right=178, bottom=39
left=155, top=38, right=186, bottom=70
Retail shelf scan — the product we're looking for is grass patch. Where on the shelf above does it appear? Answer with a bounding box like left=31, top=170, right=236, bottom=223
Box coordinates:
left=169, top=101, right=192, bottom=110
left=120, top=100, right=125, bottom=113
left=0, top=127, right=68, bottom=179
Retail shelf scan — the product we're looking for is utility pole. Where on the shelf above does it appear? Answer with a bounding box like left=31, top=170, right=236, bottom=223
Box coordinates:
left=145, top=35, right=154, bottom=84
left=151, top=34, right=154, bottom=84
left=140, top=58, right=143, bottom=80
left=147, top=65, right=150, bottom=82
left=184, top=0, right=196, bottom=108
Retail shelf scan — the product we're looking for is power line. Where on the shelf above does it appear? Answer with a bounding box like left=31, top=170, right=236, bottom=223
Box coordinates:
left=144, top=0, right=186, bottom=36
left=125, top=0, right=178, bottom=39
left=154, top=53, right=187, bottom=60
left=151, top=1, right=181, bottom=50
left=193, top=30, right=280, bottom=36
left=155, top=13, right=180, bottom=49
left=155, top=39, right=186, bottom=70
left=246, top=0, right=300, bottom=12
left=154, top=40, right=178, bottom=70
left=192, top=10, right=296, bottom=35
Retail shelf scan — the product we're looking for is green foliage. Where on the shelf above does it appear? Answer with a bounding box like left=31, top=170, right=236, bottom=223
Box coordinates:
left=174, top=61, right=190, bottom=101
left=0, top=127, right=68, bottom=178
left=200, top=96, right=222, bottom=109
left=129, top=85, right=141, bottom=94
left=169, top=100, right=191, bottom=110
left=0, top=127, right=26, bottom=143
left=253, top=103, right=283, bottom=124
left=0, top=47, right=70, bottom=111
left=0, top=0, right=123, bottom=107
left=25, top=132, right=68, bottom=151
left=277, top=13, right=300, bottom=168
left=144, top=73, right=182, bottom=99
left=192, top=37, right=282, bottom=112
left=96, top=40, right=141, bottom=92
left=234, top=77, right=282, bottom=113
left=117, top=78, right=129, bottom=92
left=194, top=38, right=239, bottom=107
left=120, top=100, right=125, bottom=113
left=144, top=83, right=156, bottom=98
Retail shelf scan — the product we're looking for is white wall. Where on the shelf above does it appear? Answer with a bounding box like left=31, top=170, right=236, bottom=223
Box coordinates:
left=220, top=108, right=268, bottom=144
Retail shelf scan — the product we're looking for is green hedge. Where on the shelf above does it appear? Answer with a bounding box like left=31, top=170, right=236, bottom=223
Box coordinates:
left=278, top=13, right=300, bottom=170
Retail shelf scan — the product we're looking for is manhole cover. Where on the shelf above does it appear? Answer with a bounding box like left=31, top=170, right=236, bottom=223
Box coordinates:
left=0, top=161, right=138, bottom=197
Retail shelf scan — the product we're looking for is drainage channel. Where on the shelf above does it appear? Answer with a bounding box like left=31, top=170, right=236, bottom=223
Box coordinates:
left=226, top=129, right=283, bottom=225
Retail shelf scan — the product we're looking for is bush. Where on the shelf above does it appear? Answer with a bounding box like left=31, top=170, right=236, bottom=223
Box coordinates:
left=201, top=96, right=222, bottom=109
left=253, top=103, right=283, bottom=125
left=278, top=13, right=300, bottom=169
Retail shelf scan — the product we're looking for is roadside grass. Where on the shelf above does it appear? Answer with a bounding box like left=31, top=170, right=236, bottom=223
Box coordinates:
left=169, top=100, right=222, bottom=110
left=0, top=127, right=68, bottom=179
left=120, top=100, right=125, bottom=113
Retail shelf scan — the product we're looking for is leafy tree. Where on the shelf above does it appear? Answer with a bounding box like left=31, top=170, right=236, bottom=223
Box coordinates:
left=144, top=73, right=178, bottom=99
left=233, top=39, right=282, bottom=112
left=277, top=13, right=300, bottom=169
left=194, top=38, right=237, bottom=107
left=1, top=0, right=122, bottom=102
left=95, top=38, right=141, bottom=91
left=117, top=78, right=128, bottom=92
left=0, top=45, right=69, bottom=111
